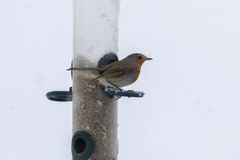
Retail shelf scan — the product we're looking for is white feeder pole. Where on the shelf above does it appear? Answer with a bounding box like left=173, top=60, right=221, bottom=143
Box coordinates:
left=72, top=0, right=119, bottom=159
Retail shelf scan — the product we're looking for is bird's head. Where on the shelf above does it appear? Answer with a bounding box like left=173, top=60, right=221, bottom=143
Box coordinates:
left=127, top=53, right=152, bottom=67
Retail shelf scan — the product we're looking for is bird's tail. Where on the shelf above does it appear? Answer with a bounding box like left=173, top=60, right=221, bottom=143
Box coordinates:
left=67, top=67, right=103, bottom=76
left=67, top=67, right=99, bottom=71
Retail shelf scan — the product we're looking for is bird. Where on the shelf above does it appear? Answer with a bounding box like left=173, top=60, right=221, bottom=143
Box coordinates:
left=67, top=53, right=152, bottom=90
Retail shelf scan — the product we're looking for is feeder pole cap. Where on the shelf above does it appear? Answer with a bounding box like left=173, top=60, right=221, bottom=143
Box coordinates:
left=72, top=131, right=95, bottom=160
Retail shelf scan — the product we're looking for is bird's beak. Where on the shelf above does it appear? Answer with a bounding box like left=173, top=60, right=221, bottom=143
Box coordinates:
left=146, top=57, right=153, bottom=60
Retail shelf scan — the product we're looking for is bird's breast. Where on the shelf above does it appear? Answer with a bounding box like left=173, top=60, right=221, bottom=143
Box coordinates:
left=132, top=69, right=141, bottom=83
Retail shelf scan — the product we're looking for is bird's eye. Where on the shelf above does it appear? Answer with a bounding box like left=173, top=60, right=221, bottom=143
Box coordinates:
left=138, top=56, right=142, bottom=60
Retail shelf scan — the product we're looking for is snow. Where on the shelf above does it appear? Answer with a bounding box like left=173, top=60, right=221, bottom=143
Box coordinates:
left=1, top=0, right=240, bottom=160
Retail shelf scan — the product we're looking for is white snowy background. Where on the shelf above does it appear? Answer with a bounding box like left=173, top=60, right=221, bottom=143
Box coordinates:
left=1, top=0, right=240, bottom=160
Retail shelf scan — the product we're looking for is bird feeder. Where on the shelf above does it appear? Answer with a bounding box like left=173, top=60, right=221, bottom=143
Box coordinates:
left=46, top=0, right=146, bottom=159
left=71, top=0, right=119, bottom=159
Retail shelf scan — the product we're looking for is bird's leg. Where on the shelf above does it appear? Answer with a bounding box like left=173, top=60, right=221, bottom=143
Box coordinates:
left=106, top=80, right=122, bottom=91
left=114, top=95, right=122, bottom=100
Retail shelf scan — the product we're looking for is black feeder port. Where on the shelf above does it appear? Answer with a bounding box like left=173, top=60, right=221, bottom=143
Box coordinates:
left=72, top=131, right=95, bottom=160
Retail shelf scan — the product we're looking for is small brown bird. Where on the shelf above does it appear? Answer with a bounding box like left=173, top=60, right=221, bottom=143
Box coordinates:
left=67, top=53, right=152, bottom=90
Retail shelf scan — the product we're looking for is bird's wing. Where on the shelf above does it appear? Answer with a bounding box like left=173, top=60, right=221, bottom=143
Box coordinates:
left=95, top=65, right=138, bottom=80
